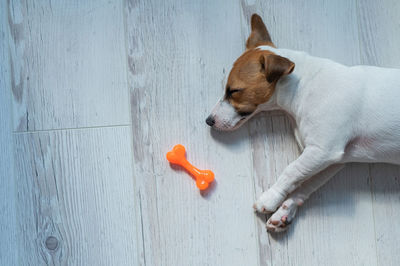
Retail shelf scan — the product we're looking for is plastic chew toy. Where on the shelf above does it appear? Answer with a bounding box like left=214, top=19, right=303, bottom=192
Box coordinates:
left=166, top=144, right=214, bottom=190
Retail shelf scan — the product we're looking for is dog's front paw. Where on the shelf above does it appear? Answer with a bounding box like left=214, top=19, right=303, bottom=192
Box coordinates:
left=253, top=188, right=286, bottom=213
left=266, top=198, right=302, bottom=233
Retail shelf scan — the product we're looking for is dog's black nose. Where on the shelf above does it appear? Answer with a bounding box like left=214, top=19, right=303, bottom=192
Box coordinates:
left=206, top=116, right=215, bottom=127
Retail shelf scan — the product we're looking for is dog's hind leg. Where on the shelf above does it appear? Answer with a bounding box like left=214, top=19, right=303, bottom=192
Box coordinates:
left=266, top=164, right=344, bottom=232
left=254, top=146, right=344, bottom=213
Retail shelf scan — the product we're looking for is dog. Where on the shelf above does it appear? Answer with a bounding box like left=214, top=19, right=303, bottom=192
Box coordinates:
left=206, top=14, right=400, bottom=232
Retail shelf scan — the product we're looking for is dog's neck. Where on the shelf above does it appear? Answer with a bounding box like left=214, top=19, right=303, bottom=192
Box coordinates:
left=258, top=46, right=324, bottom=121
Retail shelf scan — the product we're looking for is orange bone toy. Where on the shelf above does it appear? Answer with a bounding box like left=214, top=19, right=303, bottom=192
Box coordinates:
left=166, top=144, right=214, bottom=190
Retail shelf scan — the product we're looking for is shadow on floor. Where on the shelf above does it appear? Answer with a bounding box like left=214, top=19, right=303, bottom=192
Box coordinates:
left=270, top=163, right=400, bottom=241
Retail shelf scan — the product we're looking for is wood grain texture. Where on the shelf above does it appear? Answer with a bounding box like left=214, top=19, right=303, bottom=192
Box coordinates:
left=125, top=0, right=260, bottom=265
left=244, top=0, right=378, bottom=265
left=248, top=115, right=299, bottom=266
left=357, top=0, right=400, bottom=67
left=14, top=127, right=142, bottom=265
left=369, top=164, right=400, bottom=266
left=0, top=0, right=18, bottom=264
left=8, top=0, right=130, bottom=131
left=4, top=0, right=400, bottom=265
left=357, top=1, right=400, bottom=265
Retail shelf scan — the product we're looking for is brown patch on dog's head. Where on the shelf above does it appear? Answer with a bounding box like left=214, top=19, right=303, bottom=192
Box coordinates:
left=225, top=50, right=294, bottom=115
left=224, top=14, right=294, bottom=115
left=206, top=13, right=294, bottom=131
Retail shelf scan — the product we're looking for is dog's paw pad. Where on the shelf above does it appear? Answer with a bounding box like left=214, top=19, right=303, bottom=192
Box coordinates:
left=266, top=199, right=299, bottom=233
left=266, top=217, right=289, bottom=232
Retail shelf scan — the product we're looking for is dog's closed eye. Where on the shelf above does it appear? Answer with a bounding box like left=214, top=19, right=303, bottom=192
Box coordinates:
left=230, top=89, right=242, bottom=94
left=226, top=87, right=243, bottom=98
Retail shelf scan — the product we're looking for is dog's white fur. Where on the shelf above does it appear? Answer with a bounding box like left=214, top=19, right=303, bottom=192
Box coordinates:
left=210, top=46, right=400, bottom=232
left=209, top=99, right=246, bottom=130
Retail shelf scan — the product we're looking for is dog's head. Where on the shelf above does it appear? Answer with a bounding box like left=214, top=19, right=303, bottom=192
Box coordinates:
left=206, top=14, right=295, bottom=131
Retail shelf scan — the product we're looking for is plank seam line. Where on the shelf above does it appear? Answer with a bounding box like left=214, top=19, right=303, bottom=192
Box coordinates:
left=368, top=164, right=380, bottom=266
left=0, top=1, right=21, bottom=265
left=3, top=0, right=19, bottom=263
left=121, top=0, right=147, bottom=264
left=248, top=128, right=262, bottom=266
left=355, top=0, right=380, bottom=263
left=138, top=190, right=147, bottom=266
left=354, top=0, right=365, bottom=69
left=13, top=124, right=131, bottom=134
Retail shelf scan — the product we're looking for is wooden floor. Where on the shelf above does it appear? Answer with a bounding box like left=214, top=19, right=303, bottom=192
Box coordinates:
left=2, top=0, right=400, bottom=265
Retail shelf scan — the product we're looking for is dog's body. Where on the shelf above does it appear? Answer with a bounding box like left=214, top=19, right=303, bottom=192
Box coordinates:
left=207, top=14, right=400, bottom=232
left=261, top=46, right=400, bottom=165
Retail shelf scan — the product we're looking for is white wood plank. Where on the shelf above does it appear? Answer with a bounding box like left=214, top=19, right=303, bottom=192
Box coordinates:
left=125, top=0, right=260, bottom=265
left=14, top=127, right=142, bottom=265
left=0, top=0, right=18, bottom=264
left=243, top=1, right=378, bottom=265
left=357, top=1, right=400, bottom=265
left=357, top=0, right=400, bottom=67
left=369, top=164, right=400, bottom=266
left=248, top=115, right=299, bottom=266
left=8, top=0, right=130, bottom=131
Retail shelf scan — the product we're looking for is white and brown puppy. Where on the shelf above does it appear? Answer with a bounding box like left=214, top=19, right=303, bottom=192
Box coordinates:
left=206, top=14, right=400, bottom=232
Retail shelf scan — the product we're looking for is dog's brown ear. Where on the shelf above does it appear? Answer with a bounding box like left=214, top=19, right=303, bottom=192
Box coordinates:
left=260, top=54, right=295, bottom=83
left=246, top=14, right=274, bottom=49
